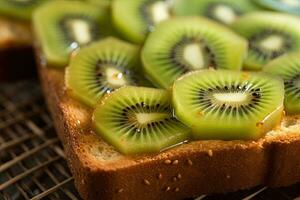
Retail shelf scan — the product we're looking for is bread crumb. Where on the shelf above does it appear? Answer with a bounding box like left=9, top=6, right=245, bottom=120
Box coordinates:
left=174, top=187, right=180, bottom=192
left=172, top=160, right=179, bottom=165
left=226, top=175, right=231, bottom=179
left=165, top=186, right=171, bottom=192
left=117, top=189, right=124, bottom=193
left=208, top=150, right=213, bottom=157
left=158, top=173, right=163, bottom=179
left=164, top=159, right=171, bottom=164
left=177, top=173, right=182, bottom=179
left=144, top=179, right=151, bottom=185
left=188, top=159, right=193, bottom=166
left=173, top=177, right=177, bottom=182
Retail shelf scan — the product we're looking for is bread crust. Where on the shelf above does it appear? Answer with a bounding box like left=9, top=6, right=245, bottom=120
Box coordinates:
left=38, top=64, right=300, bottom=200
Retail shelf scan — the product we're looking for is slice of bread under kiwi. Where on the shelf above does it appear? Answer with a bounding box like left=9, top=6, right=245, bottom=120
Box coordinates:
left=38, top=56, right=300, bottom=200
left=32, top=2, right=300, bottom=199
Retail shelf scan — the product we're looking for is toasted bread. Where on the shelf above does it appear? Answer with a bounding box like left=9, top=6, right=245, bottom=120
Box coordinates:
left=0, top=17, right=35, bottom=81
left=37, top=55, right=300, bottom=199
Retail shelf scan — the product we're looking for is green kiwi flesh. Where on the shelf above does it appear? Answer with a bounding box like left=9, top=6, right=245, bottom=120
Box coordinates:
left=33, top=1, right=111, bottom=67
left=87, top=0, right=111, bottom=7
left=66, top=37, right=143, bottom=107
left=0, top=0, right=48, bottom=21
left=142, top=17, right=248, bottom=88
left=232, top=12, right=300, bottom=71
left=173, top=0, right=259, bottom=25
left=93, top=86, right=190, bottom=155
left=112, top=0, right=172, bottom=44
left=173, top=70, right=284, bottom=140
left=254, top=0, right=300, bottom=15
left=264, top=52, right=300, bottom=115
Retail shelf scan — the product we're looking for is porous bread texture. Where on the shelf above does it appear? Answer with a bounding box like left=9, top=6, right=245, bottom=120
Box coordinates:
left=39, top=65, right=300, bottom=200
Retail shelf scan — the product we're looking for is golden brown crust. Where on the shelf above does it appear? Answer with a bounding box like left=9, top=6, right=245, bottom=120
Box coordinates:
left=38, top=63, right=300, bottom=200
left=0, top=17, right=31, bottom=49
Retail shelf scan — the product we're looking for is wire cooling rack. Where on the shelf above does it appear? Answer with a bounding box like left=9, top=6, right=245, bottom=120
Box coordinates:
left=0, top=80, right=300, bottom=200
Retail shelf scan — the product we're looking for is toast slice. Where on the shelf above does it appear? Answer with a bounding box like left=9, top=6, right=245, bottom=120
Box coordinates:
left=37, top=55, right=300, bottom=199
left=0, top=17, right=35, bottom=81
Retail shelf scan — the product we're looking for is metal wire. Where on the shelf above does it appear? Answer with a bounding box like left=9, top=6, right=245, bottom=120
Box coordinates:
left=0, top=80, right=299, bottom=200
left=0, top=81, right=81, bottom=200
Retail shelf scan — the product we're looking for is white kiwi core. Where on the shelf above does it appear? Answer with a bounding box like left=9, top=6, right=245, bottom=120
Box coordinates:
left=183, top=43, right=206, bottom=69
left=213, top=92, right=249, bottom=104
left=259, top=35, right=284, bottom=51
left=150, top=1, right=170, bottom=24
left=67, top=19, right=93, bottom=45
left=213, top=5, right=237, bottom=24
left=136, top=113, right=168, bottom=125
left=106, top=68, right=127, bottom=87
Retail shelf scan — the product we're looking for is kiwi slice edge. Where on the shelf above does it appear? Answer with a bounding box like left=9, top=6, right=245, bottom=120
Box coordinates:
left=232, top=11, right=300, bottom=71
left=65, top=37, right=142, bottom=107
left=142, top=16, right=248, bottom=88
left=264, top=51, right=300, bottom=115
left=33, top=0, right=110, bottom=67
left=172, top=69, right=284, bottom=140
left=93, top=86, right=190, bottom=155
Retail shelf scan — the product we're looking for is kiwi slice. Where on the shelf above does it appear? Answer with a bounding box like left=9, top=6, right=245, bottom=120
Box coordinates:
left=141, top=17, right=248, bottom=88
left=33, top=1, right=111, bottom=67
left=232, top=12, right=300, bottom=71
left=264, top=52, right=300, bottom=115
left=93, top=86, right=190, bottom=154
left=0, top=0, right=48, bottom=21
left=173, top=70, right=284, bottom=140
left=254, top=0, right=300, bottom=15
left=66, top=37, right=145, bottom=107
left=112, top=0, right=172, bottom=44
left=173, top=0, right=259, bottom=25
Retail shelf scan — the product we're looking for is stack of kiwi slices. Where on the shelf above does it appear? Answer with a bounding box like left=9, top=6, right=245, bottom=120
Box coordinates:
left=33, top=0, right=300, bottom=155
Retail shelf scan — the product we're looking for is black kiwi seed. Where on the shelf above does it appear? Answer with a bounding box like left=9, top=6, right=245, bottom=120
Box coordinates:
left=196, top=84, right=262, bottom=116
left=34, top=1, right=111, bottom=67
left=139, top=0, right=170, bottom=32
left=93, top=59, right=138, bottom=95
left=93, top=87, right=191, bottom=154
left=285, top=74, right=300, bottom=97
left=249, top=29, right=293, bottom=60
left=232, top=12, right=300, bottom=71
left=66, top=38, right=145, bottom=107
left=139, top=0, right=156, bottom=32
